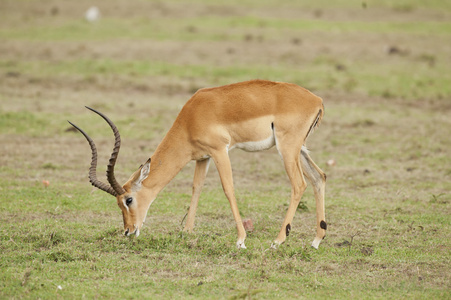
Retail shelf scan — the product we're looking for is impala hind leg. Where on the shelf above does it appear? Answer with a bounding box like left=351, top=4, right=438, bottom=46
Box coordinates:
left=183, top=158, right=210, bottom=232
left=273, top=145, right=307, bottom=246
left=211, top=149, right=246, bottom=249
left=300, top=147, right=327, bottom=249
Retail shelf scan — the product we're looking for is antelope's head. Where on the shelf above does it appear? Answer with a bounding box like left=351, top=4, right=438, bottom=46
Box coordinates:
left=69, top=107, right=151, bottom=237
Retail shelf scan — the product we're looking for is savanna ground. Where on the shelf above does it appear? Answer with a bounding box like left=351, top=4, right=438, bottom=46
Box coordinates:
left=1, top=0, right=450, bottom=298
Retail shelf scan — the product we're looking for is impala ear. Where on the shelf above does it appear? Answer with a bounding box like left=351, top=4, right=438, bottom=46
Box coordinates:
left=137, top=158, right=151, bottom=185
left=128, top=158, right=151, bottom=191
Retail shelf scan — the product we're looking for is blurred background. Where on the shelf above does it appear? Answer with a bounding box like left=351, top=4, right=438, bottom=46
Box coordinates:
left=1, top=0, right=450, bottom=104
left=1, top=0, right=450, bottom=190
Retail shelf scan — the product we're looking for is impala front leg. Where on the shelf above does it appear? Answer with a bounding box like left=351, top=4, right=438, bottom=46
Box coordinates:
left=183, top=158, right=210, bottom=232
left=211, top=149, right=247, bottom=249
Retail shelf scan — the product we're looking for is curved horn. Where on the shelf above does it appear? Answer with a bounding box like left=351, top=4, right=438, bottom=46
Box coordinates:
left=68, top=121, right=119, bottom=196
left=85, top=106, right=126, bottom=196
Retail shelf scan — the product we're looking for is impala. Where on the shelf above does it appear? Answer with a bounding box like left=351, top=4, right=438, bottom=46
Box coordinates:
left=69, top=80, right=327, bottom=249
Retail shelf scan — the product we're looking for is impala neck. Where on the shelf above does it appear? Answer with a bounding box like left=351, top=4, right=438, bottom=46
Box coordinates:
left=142, top=123, right=191, bottom=197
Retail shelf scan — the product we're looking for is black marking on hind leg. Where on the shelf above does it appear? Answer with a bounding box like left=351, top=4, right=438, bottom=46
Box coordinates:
left=320, top=220, right=327, bottom=230
left=271, top=122, right=274, bottom=130
left=285, top=224, right=291, bottom=236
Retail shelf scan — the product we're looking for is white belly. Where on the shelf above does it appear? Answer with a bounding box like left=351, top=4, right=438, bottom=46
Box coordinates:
left=230, top=134, right=275, bottom=152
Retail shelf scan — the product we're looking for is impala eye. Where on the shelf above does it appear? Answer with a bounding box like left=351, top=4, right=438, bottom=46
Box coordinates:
left=125, top=197, right=133, bottom=206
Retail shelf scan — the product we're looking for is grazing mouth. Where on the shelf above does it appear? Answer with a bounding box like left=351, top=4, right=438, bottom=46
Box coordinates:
left=124, top=225, right=140, bottom=237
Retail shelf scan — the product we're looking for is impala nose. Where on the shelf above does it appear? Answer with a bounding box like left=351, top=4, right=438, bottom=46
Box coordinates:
left=124, top=228, right=130, bottom=236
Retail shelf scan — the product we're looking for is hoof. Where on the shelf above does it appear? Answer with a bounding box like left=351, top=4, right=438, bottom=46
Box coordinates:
left=311, top=237, right=322, bottom=249
left=236, top=240, right=247, bottom=249
left=270, top=241, right=282, bottom=249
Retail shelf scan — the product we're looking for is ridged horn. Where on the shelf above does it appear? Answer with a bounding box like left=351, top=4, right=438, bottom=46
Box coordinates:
left=69, top=106, right=125, bottom=197
left=84, top=106, right=126, bottom=196
left=68, top=121, right=119, bottom=197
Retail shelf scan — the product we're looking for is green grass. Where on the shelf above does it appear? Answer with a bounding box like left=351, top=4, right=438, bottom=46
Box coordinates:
left=1, top=184, right=448, bottom=298
left=2, top=58, right=450, bottom=102
left=1, top=0, right=450, bottom=298
left=2, top=17, right=451, bottom=41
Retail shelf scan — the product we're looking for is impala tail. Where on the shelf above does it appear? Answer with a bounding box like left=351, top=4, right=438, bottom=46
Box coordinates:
left=306, top=100, right=324, bottom=140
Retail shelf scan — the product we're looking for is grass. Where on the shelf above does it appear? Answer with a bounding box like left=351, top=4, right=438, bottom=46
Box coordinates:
left=2, top=58, right=450, bottom=102
left=1, top=0, right=450, bottom=298
left=2, top=17, right=451, bottom=42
